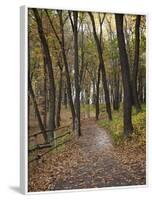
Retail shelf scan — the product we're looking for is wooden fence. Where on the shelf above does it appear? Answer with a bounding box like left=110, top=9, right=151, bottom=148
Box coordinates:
left=28, top=124, right=72, bottom=163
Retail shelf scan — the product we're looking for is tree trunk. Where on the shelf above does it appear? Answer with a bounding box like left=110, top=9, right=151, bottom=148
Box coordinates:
left=28, top=77, right=48, bottom=142
left=43, top=56, right=47, bottom=128
left=132, top=15, right=141, bottom=112
left=28, top=30, right=48, bottom=142
left=115, top=14, right=133, bottom=136
left=33, top=8, right=55, bottom=142
left=63, top=81, right=68, bottom=109
left=80, top=21, right=85, bottom=85
left=92, top=79, right=96, bottom=105
left=56, top=69, right=63, bottom=127
left=89, top=12, right=112, bottom=120
left=85, top=88, right=90, bottom=118
left=58, top=11, right=76, bottom=130
left=113, top=73, right=120, bottom=110
left=73, top=11, right=81, bottom=136
left=96, top=64, right=101, bottom=120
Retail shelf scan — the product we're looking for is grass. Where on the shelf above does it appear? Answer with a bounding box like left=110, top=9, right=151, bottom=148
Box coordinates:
left=97, top=104, right=146, bottom=146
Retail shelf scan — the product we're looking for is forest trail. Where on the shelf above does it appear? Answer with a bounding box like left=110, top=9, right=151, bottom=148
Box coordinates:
left=53, top=118, right=145, bottom=190
left=29, top=118, right=146, bottom=191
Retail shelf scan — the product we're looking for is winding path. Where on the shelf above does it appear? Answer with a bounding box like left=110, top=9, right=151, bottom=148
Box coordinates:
left=29, top=118, right=146, bottom=192
left=53, top=119, right=146, bottom=190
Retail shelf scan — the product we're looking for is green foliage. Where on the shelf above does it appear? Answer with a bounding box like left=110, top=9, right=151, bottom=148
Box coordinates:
left=97, top=110, right=123, bottom=145
left=131, top=109, right=146, bottom=146
left=98, top=104, right=146, bottom=146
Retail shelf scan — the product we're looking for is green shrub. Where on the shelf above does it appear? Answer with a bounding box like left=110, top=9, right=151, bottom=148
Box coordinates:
left=98, top=105, right=146, bottom=146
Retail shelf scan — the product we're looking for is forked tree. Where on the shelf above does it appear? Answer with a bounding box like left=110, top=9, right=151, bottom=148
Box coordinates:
left=89, top=12, right=112, bottom=120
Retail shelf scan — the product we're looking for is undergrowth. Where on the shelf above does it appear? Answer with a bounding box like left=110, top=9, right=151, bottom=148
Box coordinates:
left=97, top=104, right=146, bottom=147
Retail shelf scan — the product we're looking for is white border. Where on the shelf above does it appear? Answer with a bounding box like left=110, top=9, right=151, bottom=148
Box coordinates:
left=20, top=5, right=28, bottom=194
left=20, top=4, right=148, bottom=195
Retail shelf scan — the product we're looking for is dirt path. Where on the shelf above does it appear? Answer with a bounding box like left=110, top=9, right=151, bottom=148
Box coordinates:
left=29, top=118, right=146, bottom=192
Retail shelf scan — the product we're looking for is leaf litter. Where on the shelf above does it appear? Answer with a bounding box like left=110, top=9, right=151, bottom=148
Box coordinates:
left=28, top=119, right=146, bottom=192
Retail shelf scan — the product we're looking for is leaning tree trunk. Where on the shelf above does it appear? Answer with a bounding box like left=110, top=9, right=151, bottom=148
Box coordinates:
left=28, top=78, right=48, bottom=142
left=73, top=11, right=81, bottom=136
left=115, top=14, right=133, bottom=136
left=89, top=12, right=112, bottom=120
left=132, top=15, right=141, bottom=112
left=33, top=8, right=56, bottom=142
left=28, top=31, right=48, bottom=142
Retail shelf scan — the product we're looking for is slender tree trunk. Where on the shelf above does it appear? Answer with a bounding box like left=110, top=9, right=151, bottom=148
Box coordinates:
left=86, top=88, right=90, bottom=118
left=132, top=15, right=141, bottom=112
left=106, top=20, right=120, bottom=111
left=89, top=12, right=112, bottom=120
left=28, top=31, right=47, bottom=142
left=63, top=81, right=68, bottom=109
left=43, top=56, right=47, bottom=128
left=58, top=11, right=76, bottom=130
left=124, top=17, right=132, bottom=69
left=80, top=22, right=85, bottom=85
left=28, top=77, right=48, bottom=142
left=33, top=8, right=55, bottom=142
left=96, top=64, right=101, bottom=120
left=92, top=79, right=96, bottom=105
left=56, top=69, right=63, bottom=127
left=115, top=14, right=133, bottom=136
left=113, top=73, right=120, bottom=110
left=46, top=10, right=76, bottom=130
left=73, top=11, right=81, bottom=136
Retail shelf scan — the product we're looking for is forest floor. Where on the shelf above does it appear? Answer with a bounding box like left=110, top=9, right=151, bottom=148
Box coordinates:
left=28, top=118, right=146, bottom=192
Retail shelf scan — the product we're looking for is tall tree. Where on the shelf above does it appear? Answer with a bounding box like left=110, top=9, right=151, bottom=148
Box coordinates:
left=45, top=10, right=76, bottom=130
left=115, top=14, right=133, bottom=136
left=96, top=65, right=101, bottom=120
left=73, top=11, right=81, bottom=136
left=132, top=15, right=141, bottom=112
left=33, top=8, right=56, bottom=142
left=89, top=12, right=112, bottom=120
left=106, top=16, right=120, bottom=110
left=43, top=56, right=47, bottom=128
left=95, top=14, right=105, bottom=120
left=28, top=33, right=48, bottom=142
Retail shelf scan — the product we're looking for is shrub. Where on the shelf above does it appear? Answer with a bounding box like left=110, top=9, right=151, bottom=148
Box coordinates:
left=98, top=105, right=146, bottom=146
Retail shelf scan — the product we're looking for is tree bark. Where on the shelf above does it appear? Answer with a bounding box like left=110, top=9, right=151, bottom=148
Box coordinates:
left=96, top=64, right=101, bottom=120
left=58, top=11, right=76, bottom=130
left=73, top=11, right=81, bottom=136
left=132, top=15, right=141, bottom=112
left=43, top=56, right=47, bottom=128
left=115, top=14, right=133, bottom=136
left=56, top=68, right=63, bottom=127
left=63, top=81, right=68, bottom=109
left=28, top=77, right=48, bottom=142
left=33, top=8, right=56, bottom=142
left=89, top=12, right=112, bottom=120
left=113, top=72, right=120, bottom=110
left=28, top=30, right=48, bottom=142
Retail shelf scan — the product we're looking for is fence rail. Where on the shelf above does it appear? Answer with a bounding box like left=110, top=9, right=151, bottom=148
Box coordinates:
left=29, top=138, right=71, bottom=164
left=28, top=124, right=72, bottom=164
left=28, top=123, right=72, bottom=138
